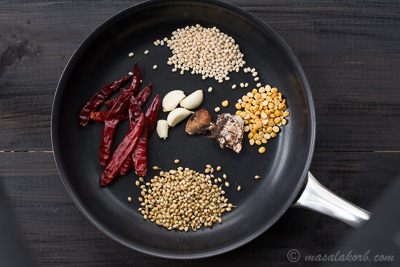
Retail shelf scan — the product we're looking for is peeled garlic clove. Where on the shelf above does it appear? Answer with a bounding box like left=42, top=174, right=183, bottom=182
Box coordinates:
left=180, top=90, right=203, bottom=109
left=156, top=120, right=169, bottom=139
left=162, top=90, right=185, bottom=112
left=167, top=108, right=193, bottom=127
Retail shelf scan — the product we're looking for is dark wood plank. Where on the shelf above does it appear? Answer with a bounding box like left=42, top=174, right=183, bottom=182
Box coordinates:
left=1, top=151, right=398, bottom=266
left=226, top=1, right=400, bottom=152
left=0, top=1, right=135, bottom=151
left=0, top=0, right=399, bottom=151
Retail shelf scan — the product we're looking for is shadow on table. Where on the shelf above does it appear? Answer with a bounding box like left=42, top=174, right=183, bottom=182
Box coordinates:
left=325, top=176, right=400, bottom=267
left=0, top=182, right=35, bottom=267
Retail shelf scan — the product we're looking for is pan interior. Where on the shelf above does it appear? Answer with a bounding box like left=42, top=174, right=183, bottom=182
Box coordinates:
left=52, top=0, right=314, bottom=259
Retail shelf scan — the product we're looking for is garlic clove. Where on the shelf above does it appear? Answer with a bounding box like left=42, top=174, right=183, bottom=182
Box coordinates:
left=180, top=90, right=203, bottom=109
left=156, top=120, right=169, bottom=139
left=162, top=90, right=186, bottom=112
left=167, top=108, right=193, bottom=127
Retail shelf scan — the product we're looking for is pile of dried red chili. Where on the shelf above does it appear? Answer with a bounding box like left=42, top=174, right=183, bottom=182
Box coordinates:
left=79, top=63, right=159, bottom=187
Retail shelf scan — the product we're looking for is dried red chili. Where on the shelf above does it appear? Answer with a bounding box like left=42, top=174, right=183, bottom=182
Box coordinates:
left=144, top=94, right=160, bottom=133
left=79, top=62, right=141, bottom=126
left=95, top=84, right=152, bottom=123
left=90, top=110, right=130, bottom=123
left=136, top=83, right=152, bottom=106
left=119, top=94, right=159, bottom=175
left=119, top=95, right=145, bottom=175
left=119, top=156, right=133, bottom=175
left=99, top=92, right=133, bottom=165
left=127, top=63, right=141, bottom=95
left=100, top=114, right=145, bottom=187
left=104, top=98, right=117, bottom=110
left=90, top=110, right=110, bottom=122
left=128, top=95, right=144, bottom=128
left=132, top=128, right=148, bottom=176
left=132, top=95, right=160, bottom=176
left=104, top=89, right=128, bottom=109
left=79, top=75, right=130, bottom=126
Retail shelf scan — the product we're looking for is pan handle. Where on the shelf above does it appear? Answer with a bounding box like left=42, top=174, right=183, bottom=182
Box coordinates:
left=292, top=172, right=371, bottom=228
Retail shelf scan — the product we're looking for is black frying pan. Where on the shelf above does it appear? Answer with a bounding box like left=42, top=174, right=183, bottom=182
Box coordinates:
left=51, top=0, right=370, bottom=259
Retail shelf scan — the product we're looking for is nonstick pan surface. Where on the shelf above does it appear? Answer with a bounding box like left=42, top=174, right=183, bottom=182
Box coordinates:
left=52, top=0, right=315, bottom=259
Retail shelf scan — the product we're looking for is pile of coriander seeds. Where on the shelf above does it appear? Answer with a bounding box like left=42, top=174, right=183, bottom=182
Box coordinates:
left=137, top=166, right=234, bottom=232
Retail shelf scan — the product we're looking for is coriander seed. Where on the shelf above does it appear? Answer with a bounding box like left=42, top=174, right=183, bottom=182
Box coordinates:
left=138, top=166, right=235, bottom=231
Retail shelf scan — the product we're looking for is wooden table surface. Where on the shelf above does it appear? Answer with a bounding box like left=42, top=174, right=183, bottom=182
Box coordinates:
left=1, top=1, right=399, bottom=266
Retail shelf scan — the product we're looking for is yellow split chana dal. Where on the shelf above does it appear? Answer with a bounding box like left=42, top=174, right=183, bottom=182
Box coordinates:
left=235, top=85, right=289, bottom=153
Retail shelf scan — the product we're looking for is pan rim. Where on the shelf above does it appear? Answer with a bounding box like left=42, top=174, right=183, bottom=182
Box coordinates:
left=51, top=0, right=316, bottom=259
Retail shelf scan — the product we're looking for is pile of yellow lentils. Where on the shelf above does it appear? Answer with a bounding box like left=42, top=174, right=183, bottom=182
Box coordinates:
left=235, top=85, right=289, bottom=153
